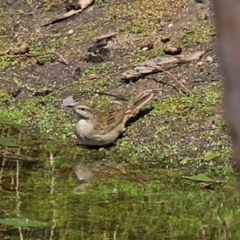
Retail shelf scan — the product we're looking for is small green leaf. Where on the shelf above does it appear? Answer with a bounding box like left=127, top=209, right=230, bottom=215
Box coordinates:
left=0, top=218, right=46, bottom=227
left=0, top=137, right=18, bottom=147
left=203, top=151, right=221, bottom=161
left=180, top=157, right=201, bottom=164
left=182, top=173, right=215, bottom=182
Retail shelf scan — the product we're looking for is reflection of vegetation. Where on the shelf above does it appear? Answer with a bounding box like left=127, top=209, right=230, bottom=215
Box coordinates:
left=0, top=218, right=46, bottom=227
left=0, top=137, right=17, bottom=147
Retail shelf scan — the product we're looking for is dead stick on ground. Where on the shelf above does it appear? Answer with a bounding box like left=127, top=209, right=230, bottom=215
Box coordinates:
left=94, top=32, right=117, bottom=42
left=41, top=9, right=83, bottom=27
left=0, top=53, right=48, bottom=58
left=53, top=51, right=69, bottom=65
left=1, top=51, right=69, bottom=65
left=145, top=64, right=193, bottom=96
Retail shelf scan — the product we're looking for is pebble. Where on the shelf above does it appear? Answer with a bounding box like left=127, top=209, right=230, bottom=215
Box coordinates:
left=67, top=29, right=74, bottom=35
left=206, top=56, right=213, bottom=63
left=163, top=45, right=181, bottom=55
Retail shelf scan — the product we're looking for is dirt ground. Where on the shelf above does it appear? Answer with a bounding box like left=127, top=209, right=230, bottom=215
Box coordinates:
left=0, top=0, right=220, bottom=98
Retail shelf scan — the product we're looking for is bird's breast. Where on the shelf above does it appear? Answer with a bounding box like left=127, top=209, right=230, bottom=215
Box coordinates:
left=75, top=119, right=92, bottom=140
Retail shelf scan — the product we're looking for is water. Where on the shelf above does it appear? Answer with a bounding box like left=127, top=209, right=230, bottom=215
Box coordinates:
left=0, top=127, right=239, bottom=240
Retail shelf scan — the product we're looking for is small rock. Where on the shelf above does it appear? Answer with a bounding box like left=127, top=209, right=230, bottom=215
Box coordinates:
left=197, top=61, right=203, bottom=66
left=181, top=79, right=187, bottom=84
left=206, top=56, right=213, bottom=63
left=12, top=43, right=29, bottom=55
left=163, top=45, right=182, bottom=55
left=67, top=29, right=74, bottom=35
left=140, top=42, right=154, bottom=51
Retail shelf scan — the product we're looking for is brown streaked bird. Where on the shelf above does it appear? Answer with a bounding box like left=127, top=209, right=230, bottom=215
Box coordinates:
left=63, top=91, right=153, bottom=146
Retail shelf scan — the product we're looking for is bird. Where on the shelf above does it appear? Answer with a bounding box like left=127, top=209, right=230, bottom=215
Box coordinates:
left=63, top=91, right=153, bottom=146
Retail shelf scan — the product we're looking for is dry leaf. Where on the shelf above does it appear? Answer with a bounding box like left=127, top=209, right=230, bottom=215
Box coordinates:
left=42, top=9, right=83, bottom=26
left=199, top=182, right=214, bottom=189
left=80, top=0, right=93, bottom=10
left=42, top=0, right=93, bottom=27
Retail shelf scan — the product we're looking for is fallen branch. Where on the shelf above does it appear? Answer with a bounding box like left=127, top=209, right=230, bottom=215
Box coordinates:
left=0, top=51, right=69, bottom=65
left=49, top=51, right=203, bottom=96
left=120, top=51, right=205, bottom=81
left=42, top=9, right=83, bottom=27
left=145, top=64, right=193, bottom=96
left=42, top=0, right=93, bottom=27
left=0, top=53, right=48, bottom=58
left=53, top=51, right=69, bottom=65
left=94, top=32, right=117, bottom=43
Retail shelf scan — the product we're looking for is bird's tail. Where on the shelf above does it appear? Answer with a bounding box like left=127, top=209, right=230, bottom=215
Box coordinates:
left=122, top=91, right=153, bottom=122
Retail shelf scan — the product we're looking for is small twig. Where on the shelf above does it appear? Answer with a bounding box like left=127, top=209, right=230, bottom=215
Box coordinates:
left=93, top=91, right=129, bottom=101
left=53, top=51, right=69, bottom=65
left=145, top=64, right=193, bottom=96
left=145, top=76, right=180, bottom=93
left=94, top=32, right=117, bottom=43
left=1, top=51, right=69, bottom=65
left=0, top=53, right=49, bottom=58
left=41, top=9, right=83, bottom=27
